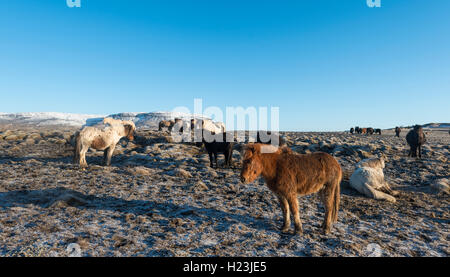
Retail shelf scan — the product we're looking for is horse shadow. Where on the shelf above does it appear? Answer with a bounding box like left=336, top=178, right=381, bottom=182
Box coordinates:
left=0, top=187, right=278, bottom=235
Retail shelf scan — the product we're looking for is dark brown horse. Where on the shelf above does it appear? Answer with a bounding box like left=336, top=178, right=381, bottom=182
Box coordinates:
left=406, top=125, right=426, bottom=158
left=240, top=144, right=342, bottom=235
left=395, top=127, right=401, bottom=137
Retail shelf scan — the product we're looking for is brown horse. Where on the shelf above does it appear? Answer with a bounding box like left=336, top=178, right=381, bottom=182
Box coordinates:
left=395, top=127, right=401, bottom=137
left=240, top=144, right=342, bottom=235
left=361, top=128, right=367, bottom=134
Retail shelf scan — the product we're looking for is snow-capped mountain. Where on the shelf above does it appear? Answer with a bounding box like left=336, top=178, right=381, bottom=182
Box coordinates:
left=0, top=112, right=209, bottom=129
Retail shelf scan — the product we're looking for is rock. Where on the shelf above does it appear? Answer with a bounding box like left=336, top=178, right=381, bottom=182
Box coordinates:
left=47, top=138, right=66, bottom=144
left=174, top=168, right=192, bottom=178
left=136, top=215, right=147, bottom=224
left=165, top=136, right=175, bottom=143
left=294, top=141, right=309, bottom=147
left=23, top=138, right=36, bottom=145
left=4, top=135, right=25, bottom=141
left=307, top=144, right=319, bottom=152
left=127, top=166, right=153, bottom=176
left=208, top=169, right=218, bottom=178
left=112, top=234, right=133, bottom=248
left=28, top=133, right=42, bottom=140
left=357, top=150, right=373, bottom=159
left=125, top=213, right=136, bottom=223
left=194, top=180, right=209, bottom=191
left=1, top=130, right=14, bottom=137
left=380, top=145, right=392, bottom=152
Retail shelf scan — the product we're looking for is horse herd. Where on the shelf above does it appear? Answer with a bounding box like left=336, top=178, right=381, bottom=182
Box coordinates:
left=71, top=118, right=430, bottom=235
left=350, top=125, right=427, bottom=158
left=350, top=126, right=381, bottom=135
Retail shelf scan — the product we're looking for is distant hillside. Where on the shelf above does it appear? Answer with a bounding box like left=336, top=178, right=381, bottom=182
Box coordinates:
left=0, top=112, right=209, bottom=129
left=421, top=123, right=450, bottom=129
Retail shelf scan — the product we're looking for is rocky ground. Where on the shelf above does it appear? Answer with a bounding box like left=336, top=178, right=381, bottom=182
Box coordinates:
left=0, top=125, right=448, bottom=257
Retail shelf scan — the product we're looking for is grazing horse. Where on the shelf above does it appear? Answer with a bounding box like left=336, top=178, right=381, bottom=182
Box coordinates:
left=240, top=144, right=342, bottom=235
left=74, top=118, right=136, bottom=168
left=350, top=127, right=355, bottom=134
left=395, top=127, right=401, bottom=137
left=367, top=128, right=374, bottom=135
left=202, top=132, right=234, bottom=168
left=406, top=125, right=426, bottom=158
left=361, top=128, right=367, bottom=134
left=374, top=128, right=382, bottom=135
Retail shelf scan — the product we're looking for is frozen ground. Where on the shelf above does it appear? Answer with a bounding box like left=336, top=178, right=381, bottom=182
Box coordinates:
left=0, top=125, right=448, bottom=257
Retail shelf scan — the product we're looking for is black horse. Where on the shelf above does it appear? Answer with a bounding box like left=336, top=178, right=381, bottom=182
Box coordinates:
left=406, top=125, right=426, bottom=158
left=202, top=132, right=234, bottom=168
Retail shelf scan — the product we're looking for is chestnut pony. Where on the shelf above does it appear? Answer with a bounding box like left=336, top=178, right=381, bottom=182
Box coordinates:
left=240, top=144, right=342, bottom=235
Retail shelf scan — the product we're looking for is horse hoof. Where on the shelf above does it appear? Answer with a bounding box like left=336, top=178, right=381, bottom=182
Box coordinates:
left=281, top=227, right=290, bottom=234
left=294, top=229, right=303, bottom=236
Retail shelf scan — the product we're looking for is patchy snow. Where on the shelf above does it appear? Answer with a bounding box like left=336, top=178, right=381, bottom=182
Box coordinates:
left=0, top=112, right=209, bottom=129
left=0, top=112, right=106, bottom=127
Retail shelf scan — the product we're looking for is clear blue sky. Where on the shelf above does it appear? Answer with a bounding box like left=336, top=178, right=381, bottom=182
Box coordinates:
left=1, top=0, right=449, bottom=131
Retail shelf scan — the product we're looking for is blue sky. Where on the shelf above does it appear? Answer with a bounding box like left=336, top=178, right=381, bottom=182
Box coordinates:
left=1, top=0, right=449, bottom=131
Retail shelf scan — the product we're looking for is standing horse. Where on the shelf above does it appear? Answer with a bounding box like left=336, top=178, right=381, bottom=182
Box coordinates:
left=395, top=127, right=401, bottom=137
left=74, top=118, right=136, bottom=168
left=406, top=125, right=426, bottom=158
left=240, top=144, right=342, bottom=235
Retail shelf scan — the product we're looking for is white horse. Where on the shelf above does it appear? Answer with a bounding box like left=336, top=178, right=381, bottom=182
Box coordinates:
left=201, top=119, right=226, bottom=134
left=74, top=118, right=136, bottom=168
left=349, top=157, right=399, bottom=202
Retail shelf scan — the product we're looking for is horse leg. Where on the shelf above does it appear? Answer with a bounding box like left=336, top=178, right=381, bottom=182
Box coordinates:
left=223, top=151, right=229, bottom=168
left=105, top=145, right=115, bottom=166
left=103, top=147, right=109, bottom=165
left=208, top=152, right=214, bottom=167
left=363, top=184, right=396, bottom=203
left=79, top=145, right=89, bottom=168
left=277, top=195, right=291, bottom=233
left=380, top=182, right=399, bottom=196
left=74, top=148, right=79, bottom=164
left=214, top=152, right=218, bottom=168
left=320, top=185, right=335, bottom=234
left=286, top=194, right=302, bottom=235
